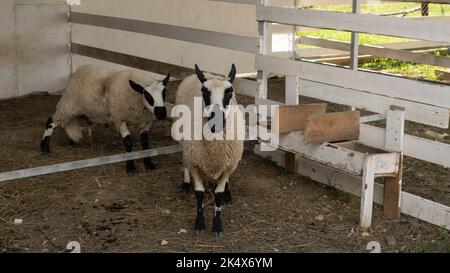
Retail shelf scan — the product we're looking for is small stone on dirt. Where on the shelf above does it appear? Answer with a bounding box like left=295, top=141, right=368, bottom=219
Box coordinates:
left=178, top=229, right=187, bottom=234
left=161, top=209, right=171, bottom=215
left=14, top=219, right=23, bottom=225
left=386, top=235, right=397, bottom=246
left=362, top=232, right=370, bottom=237
left=161, top=240, right=168, bottom=246
left=315, top=215, right=324, bottom=221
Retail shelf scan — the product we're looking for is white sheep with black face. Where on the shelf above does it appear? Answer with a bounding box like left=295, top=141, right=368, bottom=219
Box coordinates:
left=40, top=64, right=170, bottom=173
left=174, top=64, right=244, bottom=236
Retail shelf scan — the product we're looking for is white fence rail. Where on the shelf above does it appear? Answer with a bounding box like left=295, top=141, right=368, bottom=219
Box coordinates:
left=0, top=145, right=182, bottom=183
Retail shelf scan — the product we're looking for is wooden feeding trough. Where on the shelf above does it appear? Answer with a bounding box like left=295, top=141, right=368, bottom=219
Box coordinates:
left=258, top=103, right=404, bottom=228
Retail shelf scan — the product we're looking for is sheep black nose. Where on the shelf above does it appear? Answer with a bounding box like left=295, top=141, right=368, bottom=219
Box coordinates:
left=154, top=107, right=167, bottom=120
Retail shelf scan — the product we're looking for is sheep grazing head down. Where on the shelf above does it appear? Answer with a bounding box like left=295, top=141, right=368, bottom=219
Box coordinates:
left=128, top=73, right=170, bottom=120
left=195, top=64, right=236, bottom=134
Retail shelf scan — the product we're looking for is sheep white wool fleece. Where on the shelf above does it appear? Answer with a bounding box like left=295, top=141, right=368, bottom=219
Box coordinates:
left=175, top=74, right=244, bottom=180
left=52, top=65, right=155, bottom=141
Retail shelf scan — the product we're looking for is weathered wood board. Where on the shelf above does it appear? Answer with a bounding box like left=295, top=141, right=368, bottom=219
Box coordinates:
left=304, top=111, right=360, bottom=144
left=273, top=103, right=327, bottom=134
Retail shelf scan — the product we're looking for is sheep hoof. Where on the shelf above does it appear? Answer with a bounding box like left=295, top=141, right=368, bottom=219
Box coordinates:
left=224, top=190, right=232, bottom=205
left=212, top=217, right=224, bottom=236
left=126, top=161, right=137, bottom=174
left=181, top=182, right=191, bottom=193
left=40, top=137, right=51, bottom=154
left=212, top=231, right=224, bottom=237
left=144, top=159, right=157, bottom=170
left=194, top=215, right=206, bottom=234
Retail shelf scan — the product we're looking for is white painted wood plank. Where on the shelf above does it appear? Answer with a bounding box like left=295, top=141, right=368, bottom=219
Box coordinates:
left=360, top=114, right=387, bottom=123
left=0, top=145, right=182, bottom=183
left=373, top=153, right=399, bottom=175
left=71, top=12, right=258, bottom=53
left=254, top=144, right=450, bottom=230
left=297, top=40, right=450, bottom=60
left=299, top=80, right=449, bottom=128
left=235, top=78, right=258, bottom=97
left=385, top=109, right=405, bottom=152
left=285, top=75, right=299, bottom=105
left=257, top=16, right=269, bottom=99
left=402, top=192, right=450, bottom=229
left=257, top=6, right=450, bottom=44
left=360, top=155, right=376, bottom=228
left=360, top=124, right=450, bottom=168
left=256, top=55, right=450, bottom=109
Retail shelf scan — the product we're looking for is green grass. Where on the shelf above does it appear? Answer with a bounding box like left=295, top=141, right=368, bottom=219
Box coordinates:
left=297, top=3, right=450, bottom=80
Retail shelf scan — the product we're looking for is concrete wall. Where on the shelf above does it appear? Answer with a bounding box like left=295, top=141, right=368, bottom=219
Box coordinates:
left=0, top=0, right=70, bottom=100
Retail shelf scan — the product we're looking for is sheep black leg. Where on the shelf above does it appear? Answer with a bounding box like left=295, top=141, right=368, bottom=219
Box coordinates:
left=40, top=117, right=55, bottom=154
left=224, top=182, right=232, bottom=204
left=123, top=135, right=136, bottom=173
left=140, top=131, right=156, bottom=170
left=194, top=191, right=206, bottom=234
left=212, top=192, right=225, bottom=236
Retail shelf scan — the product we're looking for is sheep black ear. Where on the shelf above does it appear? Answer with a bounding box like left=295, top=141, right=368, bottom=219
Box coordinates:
left=228, top=64, right=237, bottom=83
left=162, top=73, right=171, bottom=86
left=129, top=80, right=144, bottom=94
left=195, top=64, right=206, bottom=84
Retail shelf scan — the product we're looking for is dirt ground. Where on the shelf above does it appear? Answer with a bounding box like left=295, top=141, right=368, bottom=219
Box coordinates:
left=0, top=79, right=449, bottom=253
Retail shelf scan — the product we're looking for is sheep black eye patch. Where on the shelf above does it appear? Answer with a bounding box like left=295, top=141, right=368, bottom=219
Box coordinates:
left=223, top=87, right=233, bottom=108
left=201, top=86, right=211, bottom=107
left=144, top=91, right=154, bottom=107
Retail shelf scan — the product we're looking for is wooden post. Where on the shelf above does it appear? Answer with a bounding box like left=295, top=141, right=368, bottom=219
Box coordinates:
left=257, top=0, right=269, bottom=100
left=383, top=107, right=405, bottom=219
left=284, top=152, right=299, bottom=174
left=350, top=0, right=361, bottom=70
left=349, top=0, right=360, bottom=111
left=421, top=2, right=429, bottom=17
left=360, top=155, right=376, bottom=229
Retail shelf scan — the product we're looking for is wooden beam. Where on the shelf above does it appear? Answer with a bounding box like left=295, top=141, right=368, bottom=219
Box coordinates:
left=436, top=70, right=450, bottom=82
left=0, top=145, right=182, bottom=183
left=297, top=40, right=449, bottom=60
left=360, top=124, right=450, bottom=168
left=257, top=6, right=450, bottom=44
left=71, top=12, right=258, bottom=54
left=360, top=155, right=376, bottom=228
left=273, top=103, right=327, bottom=134
left=299, top=37, right=450, bottom=68
left=383, top=109, right=405, bottom=219
left=284, top=152, right=299, bottom=174
left=304, top=111, right=360, bottom=144
left=384, top=157, right=403, bottom=219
